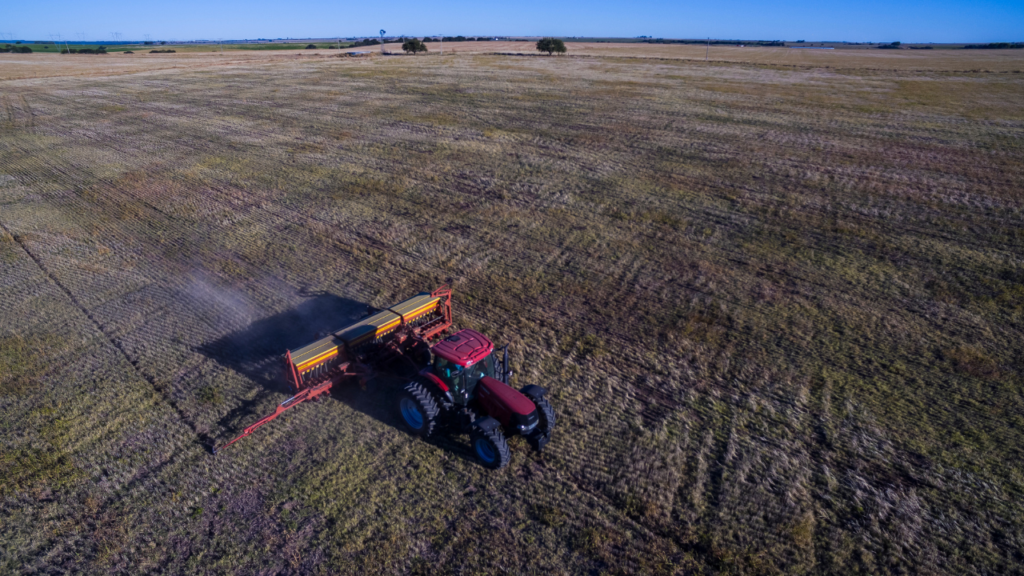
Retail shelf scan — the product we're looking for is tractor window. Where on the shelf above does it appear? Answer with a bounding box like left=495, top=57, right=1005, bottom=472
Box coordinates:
left=462, top=352, right=496, bottom=395
left=434, top=357, right=464, bottom=391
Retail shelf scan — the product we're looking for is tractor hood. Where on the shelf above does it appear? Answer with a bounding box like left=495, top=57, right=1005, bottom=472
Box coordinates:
left=477, top=376, right=535, bottom=416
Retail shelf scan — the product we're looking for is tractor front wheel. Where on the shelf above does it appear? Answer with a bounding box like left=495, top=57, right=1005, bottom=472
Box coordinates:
left=398, top=382, right=440, bottom=437
left=471, top=426, right=510, bottom=469
left=523, top=389, right=555, bottom=451
left=534, top=397, right=555, bottom=436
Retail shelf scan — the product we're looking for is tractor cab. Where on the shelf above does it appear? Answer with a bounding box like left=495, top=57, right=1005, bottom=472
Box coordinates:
left=429, top=330, right=496, bottom=405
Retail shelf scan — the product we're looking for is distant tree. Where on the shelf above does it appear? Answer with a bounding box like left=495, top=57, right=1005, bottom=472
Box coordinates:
left=536, top=38, right=566, bottom=55
left=402, top=38, right=428, bottom=54
left=422, top=37, right=436, bottom=43
left=305, top=44, right=317, bottom=49
left=963, top=42, right=1023, bottom=49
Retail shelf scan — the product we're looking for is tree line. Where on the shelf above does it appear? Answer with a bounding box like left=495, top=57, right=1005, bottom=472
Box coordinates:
left=393, top=37, right=567, bottom=56
left=963, top=42, right=1024, bottom=49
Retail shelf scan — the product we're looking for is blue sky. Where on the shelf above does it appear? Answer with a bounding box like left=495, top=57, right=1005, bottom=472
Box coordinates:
left=4, top=0, right=1022, bottom=43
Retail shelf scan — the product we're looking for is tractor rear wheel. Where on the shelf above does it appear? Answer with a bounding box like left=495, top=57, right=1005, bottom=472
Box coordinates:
left=471, top=426, right=510, bottom=469
left=398, top=382, right=440, bottom=437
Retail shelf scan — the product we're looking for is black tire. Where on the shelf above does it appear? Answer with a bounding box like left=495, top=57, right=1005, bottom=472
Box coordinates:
left=522, top=391, right=556, bottom=437
left=471, top=426, right=510, bottom=469
left=398, top=382, right=440, bottom=437
left=534, top=397, right=556, bottom=436
left=523, top=390, right=555, bottom=451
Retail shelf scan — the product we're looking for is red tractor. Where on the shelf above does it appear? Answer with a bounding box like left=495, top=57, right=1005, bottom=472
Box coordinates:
left=215, top=284, right=555, bottom=469
left=398, top=329, right=555, bottom=468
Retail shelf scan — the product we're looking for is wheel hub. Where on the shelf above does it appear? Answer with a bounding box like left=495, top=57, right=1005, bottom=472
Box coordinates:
left=474, top=438, right=496, bottom=463
left=401, top=398, right=424, bottom=430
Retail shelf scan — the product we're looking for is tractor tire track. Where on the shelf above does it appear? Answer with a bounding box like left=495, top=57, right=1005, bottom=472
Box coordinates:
left=0, top=216, right=214, bottom=450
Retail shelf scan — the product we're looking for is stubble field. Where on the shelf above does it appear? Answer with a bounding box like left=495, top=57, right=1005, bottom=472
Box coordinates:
left=1, top=47, right=1023, bottom=574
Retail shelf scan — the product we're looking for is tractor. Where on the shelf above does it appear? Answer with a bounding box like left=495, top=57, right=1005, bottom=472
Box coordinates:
left=214, top=284, right=555, bottom=469
left=397, top=329, right=555, bottom=469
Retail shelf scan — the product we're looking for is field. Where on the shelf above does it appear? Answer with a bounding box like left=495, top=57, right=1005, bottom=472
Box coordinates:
left=5, top=42, right=356, bottom=53
left=1, top=46, right=1023, bottom=574
left=5, top=40, right=1023, bottom=81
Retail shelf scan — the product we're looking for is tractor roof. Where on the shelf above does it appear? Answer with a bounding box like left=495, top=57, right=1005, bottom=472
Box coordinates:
left=432, top=329, right=493, bottom=367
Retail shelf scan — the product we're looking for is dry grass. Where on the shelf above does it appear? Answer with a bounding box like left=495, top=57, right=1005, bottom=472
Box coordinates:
left=1, top=48, right=1023, bottom=574
left=4, top=41, right=1023, bottom=83
left=348, top=41, right=1024, bottom=72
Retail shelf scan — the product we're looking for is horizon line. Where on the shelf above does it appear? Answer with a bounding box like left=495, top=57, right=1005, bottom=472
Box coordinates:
left=7, top=36, right=1023, bottom=44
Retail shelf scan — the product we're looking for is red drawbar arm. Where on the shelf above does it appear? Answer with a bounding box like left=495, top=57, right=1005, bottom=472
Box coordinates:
left=213, top=376, right=334, bottom=454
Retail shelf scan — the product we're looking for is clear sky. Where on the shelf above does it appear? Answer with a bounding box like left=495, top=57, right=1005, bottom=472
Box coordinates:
left=4, top=0, right=1022, bottom=43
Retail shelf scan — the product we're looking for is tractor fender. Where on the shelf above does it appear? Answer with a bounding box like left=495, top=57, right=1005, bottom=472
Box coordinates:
left=472, top=416, right=501, bottom=433
left=519, top=385, right=547, bottom=400
left=418, top=370, right=453, bottom=404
